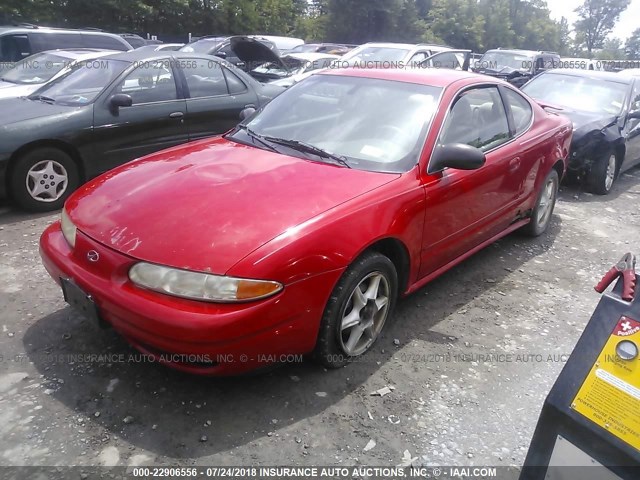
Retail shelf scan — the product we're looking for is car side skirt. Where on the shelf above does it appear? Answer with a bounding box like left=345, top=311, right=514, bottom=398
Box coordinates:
left=406, top=218, right=530, bottom=295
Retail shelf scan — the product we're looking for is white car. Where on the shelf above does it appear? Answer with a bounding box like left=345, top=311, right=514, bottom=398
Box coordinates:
left=335, top=42, right=456, bottom=68
left=252, top=52, right=340, bottom=85
left=0, top=48, right=117, bottom=100
left=257, top=35, right=305, bottom=53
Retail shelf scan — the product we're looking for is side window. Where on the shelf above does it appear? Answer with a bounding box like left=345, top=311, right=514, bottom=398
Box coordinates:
left=216, top=44, right=234, bottom=57
left=503, top=88, right=533, bottom=135
left=183, top=59, right=229, bottom=98
left=115, top=60, right=177, bottom=105
left=428, top=52, right=462, bottom=70
left=44, top=33, right=85, bottom=49
left=409, top=52, right=428, bottom=66
left=440, top=87, right=510, bottom=152
left=0, top=34, right=32, bottom=62
left=223, top=67, right=247, bottom=95
left=83, top=34, right=129, bottom=51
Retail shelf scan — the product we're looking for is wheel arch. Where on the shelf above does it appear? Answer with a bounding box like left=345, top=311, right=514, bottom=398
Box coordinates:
left=357, top=237, right=411, bottom=296
left=6, top=140, right=86, bottom=193
left=551, top=159, right=565, bottom=181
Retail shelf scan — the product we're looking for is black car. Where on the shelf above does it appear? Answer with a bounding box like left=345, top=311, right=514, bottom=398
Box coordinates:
left=0, top=50, right=284, bottom=211
left=522, top=69, right=640, bottom=194
left=473, top=49, right=560, bottom=88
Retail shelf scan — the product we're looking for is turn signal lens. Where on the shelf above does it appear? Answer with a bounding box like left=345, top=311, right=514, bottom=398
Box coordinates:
left=60, top=209, right=77, bottom=248
left=236, top=279, right=282, bottom=300
left=128, top=262, right=283, bottom=303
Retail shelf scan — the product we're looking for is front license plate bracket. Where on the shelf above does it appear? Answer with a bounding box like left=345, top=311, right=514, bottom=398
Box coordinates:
left=60, top=278, right=108, bottom=328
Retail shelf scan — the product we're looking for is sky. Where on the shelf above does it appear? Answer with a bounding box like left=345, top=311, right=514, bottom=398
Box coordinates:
left=548, top=0, right=640, bottom=42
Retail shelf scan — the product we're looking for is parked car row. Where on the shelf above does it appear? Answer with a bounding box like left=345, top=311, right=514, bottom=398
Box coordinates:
left=7, top=30, right=634, bottom=375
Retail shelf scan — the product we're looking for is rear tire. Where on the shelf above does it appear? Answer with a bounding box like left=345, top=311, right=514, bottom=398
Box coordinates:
left=522, top=169, right=559, bottom=237
left=9, top=147, right=80, bottom=212
left=588, top=150, right=619, bottom=195
left=313, top=252, right=397, bottom=369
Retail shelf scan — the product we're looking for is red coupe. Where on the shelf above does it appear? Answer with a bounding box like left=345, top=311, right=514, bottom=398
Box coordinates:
left=40, top=69, right=572, bottom=375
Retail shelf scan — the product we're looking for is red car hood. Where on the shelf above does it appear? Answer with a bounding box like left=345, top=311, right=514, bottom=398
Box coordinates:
left=67, top=137, right=399, bottom=274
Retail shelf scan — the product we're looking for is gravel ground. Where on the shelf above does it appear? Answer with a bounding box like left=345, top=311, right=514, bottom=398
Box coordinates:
left=0, top=167, right=639, bottom=469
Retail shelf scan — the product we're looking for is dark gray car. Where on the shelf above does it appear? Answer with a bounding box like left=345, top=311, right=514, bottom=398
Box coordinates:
left=0, top=50, right=285, bottom=211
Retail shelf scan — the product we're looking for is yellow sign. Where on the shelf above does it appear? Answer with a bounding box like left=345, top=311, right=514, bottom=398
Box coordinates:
left=573, top=315, right=640, bottom=451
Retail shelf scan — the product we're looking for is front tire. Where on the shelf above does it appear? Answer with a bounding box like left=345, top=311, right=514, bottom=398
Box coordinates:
left=9, top=148, right=80, bottom=212
left=588, top=150, right=619, bottom=195
left=314, top=252, right=398, bottom=369
left=522, top=169, right=559, bottom=237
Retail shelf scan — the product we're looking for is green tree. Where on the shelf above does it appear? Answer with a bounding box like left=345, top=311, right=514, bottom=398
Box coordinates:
left=595, top=37, right=625, bottom=59
left=625, top=28, right=640, bottom=59
left=425, top=0, right=484, bottom=51
left=574, top=0, right=630, bottom=56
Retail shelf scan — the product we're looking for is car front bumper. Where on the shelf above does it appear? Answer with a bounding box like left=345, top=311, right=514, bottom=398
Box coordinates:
left=39, top=223, right=343, bottom=375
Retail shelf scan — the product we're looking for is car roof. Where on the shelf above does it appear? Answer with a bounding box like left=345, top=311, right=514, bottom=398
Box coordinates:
left=358, top=42, right=420, bottom=50
left=320, top=67, right=489, bottom=87
left=36, top=48, right=117, bottom=60
left=543, top=69, right=633, bottom=84
left=484, top=49, right=542, bottom=55
left=620, top=68, right=640, bottom=76
left=99, top=49, right=225, bottom=63
left=284, top=52, right=340, bottom=61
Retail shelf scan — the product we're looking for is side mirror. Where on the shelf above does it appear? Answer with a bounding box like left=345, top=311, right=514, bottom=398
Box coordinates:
left=429, top=143, right=486, bottom=173
left=628, top=111, right=640, bottom=120
left=110, top=93, right=133, bottom=111
left=239, top=107, right=256, bottom=121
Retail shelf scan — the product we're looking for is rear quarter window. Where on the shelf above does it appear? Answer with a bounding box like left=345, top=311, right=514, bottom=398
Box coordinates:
left=503, top=88, right=533, bottom=134
left=30, top=32, right=85, bottom=51
left=83, top=34, right=130, bottom=51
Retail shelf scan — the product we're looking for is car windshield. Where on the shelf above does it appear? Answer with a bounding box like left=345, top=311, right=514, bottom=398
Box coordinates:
left=251, top=57, right=328, bottom=79
left=343, top=47, right=411, bottom=64
left=181, top=39, right=225, bottom=54
left=0, top=52, right=70, bottom=84
left=522, top=73, right=628, bottom=116
left=233, top=74, right=441, bottom=173
left=478, top=51, right=534, bottom=71
left=29, top=59, right=129, bottom=105
left=291, top=45, right=318, bottom=53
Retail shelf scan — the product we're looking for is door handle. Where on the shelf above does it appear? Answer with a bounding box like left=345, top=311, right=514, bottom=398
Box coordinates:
left=244, top=104, right=256, bottom=109
left=169, top=112, right=184, bottom=119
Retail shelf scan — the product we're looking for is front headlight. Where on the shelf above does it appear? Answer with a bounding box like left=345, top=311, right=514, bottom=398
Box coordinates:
left=128, top=262, right=283, bottom=303
left=60, top=209, right=77, bottom=248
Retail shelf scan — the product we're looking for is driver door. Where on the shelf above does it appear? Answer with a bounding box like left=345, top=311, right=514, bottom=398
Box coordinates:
left=419, top=85, right=520, bottom=277
left=91, top=59, right=189, bottom=174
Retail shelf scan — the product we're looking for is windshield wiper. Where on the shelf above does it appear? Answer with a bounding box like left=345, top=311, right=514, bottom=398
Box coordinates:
left=261, top=136, right=351, bottom=168
left=234, top=124, right=279, bottom=152
left=30, top=94, right=56, bottom=104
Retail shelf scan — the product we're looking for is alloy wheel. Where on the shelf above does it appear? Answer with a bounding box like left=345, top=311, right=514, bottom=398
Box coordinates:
left=604, top=154, right=617, bottom=192
left=536, top=175, right=557, bottom=228
left=339, top=272, right=390, bottom=356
